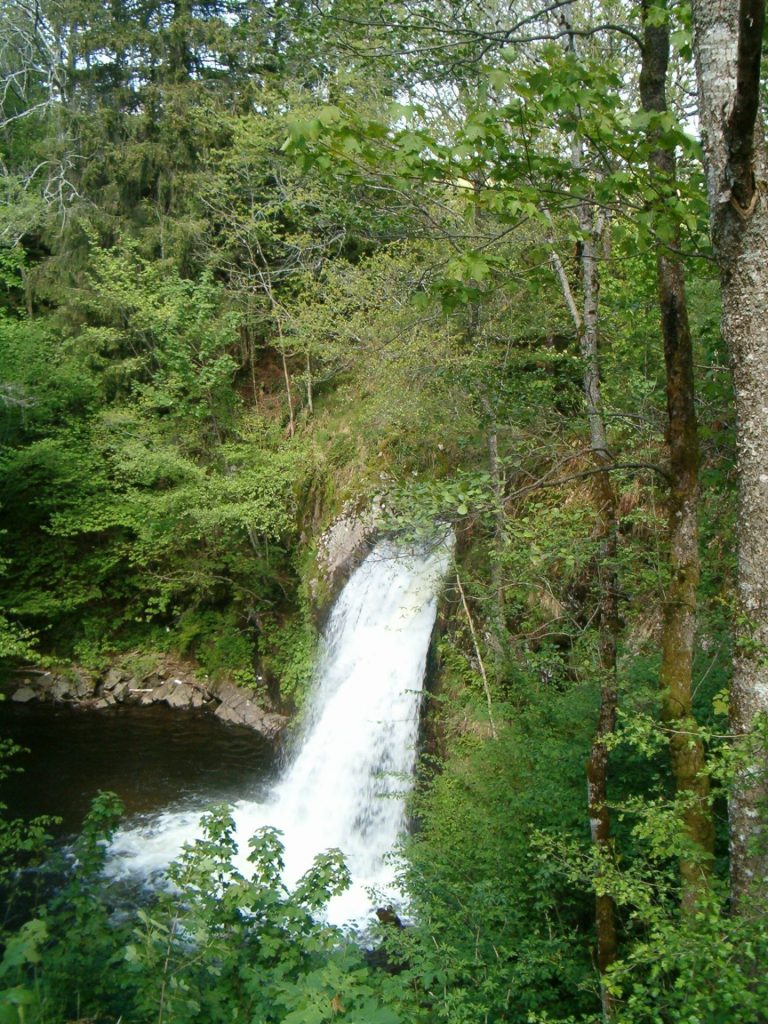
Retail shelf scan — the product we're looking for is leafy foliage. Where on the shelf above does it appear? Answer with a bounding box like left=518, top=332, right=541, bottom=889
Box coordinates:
left=0, top=0, right=756, bottom=1021
left=1, top=797, right=419, bottom=1024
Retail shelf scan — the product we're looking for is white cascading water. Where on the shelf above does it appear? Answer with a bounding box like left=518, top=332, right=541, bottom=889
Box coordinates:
left=106, top=535, right=452, bottom=925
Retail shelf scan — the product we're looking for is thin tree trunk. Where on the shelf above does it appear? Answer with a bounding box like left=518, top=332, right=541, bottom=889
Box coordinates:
left=640, top=0, right=713, bottom=912
left=487, top=420, right=505, bottom=622
left=469, top=180, right=506, bottom=653
left=253, top=244, right=296, bottom=437
left=306, top=352, right=314, bottom=416
left=479, top=395, right=506, bottom=640
left=564, top=9, right=619, bottom=991
left=691, top=0, right=768, bottom=909
left=456, top=570, right=497, bottom=740
left=550, top=5, right=620, bottom=989
left=578, top=206, right=620, bottom=1006
left=280, top=341, right=295, bottom=438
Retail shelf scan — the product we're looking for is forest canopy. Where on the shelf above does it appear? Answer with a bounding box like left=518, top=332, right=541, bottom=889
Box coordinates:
left=2, top=1, right=768, bottom=1022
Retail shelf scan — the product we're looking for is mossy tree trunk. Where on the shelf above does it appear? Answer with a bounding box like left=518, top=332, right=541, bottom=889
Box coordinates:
left=640, top=0, right=714, bottom=913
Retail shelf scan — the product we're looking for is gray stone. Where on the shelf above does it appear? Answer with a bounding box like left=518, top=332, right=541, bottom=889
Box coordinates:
left=214, top=702, right=243, bottom=725
left=316, top=509, right=374, bottom=594
left=165, top=682, right=197, bottom=709
left=312, top=498, right=386, bottom=615
left=11, top=686, right=36, bottom=703
left=121, top=679, right=143, bottom=702
left=70, top=672, right=97, bottom=699
left=151, top=682, right=175, bottom=703
left=110, top=680, right=131, bottom=702
left=214, top=681, right=287, bottom=739
left=215, top=681, right=246, bottom=708
left=103, top=668, right=128, bottom=691
left=50, top=676, right=72, bottom=701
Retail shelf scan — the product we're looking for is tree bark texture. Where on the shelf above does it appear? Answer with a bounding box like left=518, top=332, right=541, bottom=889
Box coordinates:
left=556, top=7, right=619, bottom=998
left=640, top=0, right=714, bottom=912
left=691, top=0, right=768, bottom=907
left=579, top=210, right=619, bottom=999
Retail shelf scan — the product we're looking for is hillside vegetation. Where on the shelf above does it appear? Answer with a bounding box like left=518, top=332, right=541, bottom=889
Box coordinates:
left=1, top=1, right=767, bottom=1021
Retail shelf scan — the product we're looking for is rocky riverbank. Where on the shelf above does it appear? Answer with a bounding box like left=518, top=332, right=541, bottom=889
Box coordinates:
left=6, top=662, right=288, bottom=742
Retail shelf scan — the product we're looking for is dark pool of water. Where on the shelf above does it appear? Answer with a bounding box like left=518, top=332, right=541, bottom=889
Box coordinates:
left=0, top=701, right=278, bottom=835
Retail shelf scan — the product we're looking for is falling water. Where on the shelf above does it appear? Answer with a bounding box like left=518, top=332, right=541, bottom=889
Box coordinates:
left=106, top=535, right=452, bottom=925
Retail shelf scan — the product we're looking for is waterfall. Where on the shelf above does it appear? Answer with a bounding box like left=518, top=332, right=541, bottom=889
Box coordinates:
left=106, top=535, right=452, bottom=925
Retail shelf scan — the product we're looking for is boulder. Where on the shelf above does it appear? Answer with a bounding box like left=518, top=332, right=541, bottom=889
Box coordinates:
left=69, top=671, right=97, bottom=699
left=214, top=682, right=287, bottom=740
left=122, top=679, right=144, bottom=703
left=35, top=672, right=54, bottom=693
left=7, top=660, right=283, bottom=742
left=164, top=680, right=198, bottom=709
left=149, top=682, right=175, bottom=704
left=103, top=668, right=129, bottom=692
left=124, top=685, right=159, bottom=706
left=11, top=686, right=36, bottom=703
left=29, top=670, right=97, bottom=702
left=109, top=679, right=132, bottom=702
left=50, top=675, right=73, bottom=701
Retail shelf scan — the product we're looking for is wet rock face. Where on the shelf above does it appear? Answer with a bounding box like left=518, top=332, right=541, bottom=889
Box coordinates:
left=317, top=513, right=372, bottom=593
left=311, top=498, right=384, bottom=617
left=7, top=664, right=287, bottom=743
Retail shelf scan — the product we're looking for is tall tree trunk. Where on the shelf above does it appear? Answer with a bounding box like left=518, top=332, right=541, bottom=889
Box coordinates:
left=691, top=0, right=768, bottom=907
left=555, top=8, right=620, bottom=1003
left=306, top=352, right=314, bottom=416
left=480, top=395, right=506, bottom=643
left=471, top=179, right=506, bottom=650
left=578, top=205, right=620, bottom=1008
left=640, top=0, right=714, bottom=912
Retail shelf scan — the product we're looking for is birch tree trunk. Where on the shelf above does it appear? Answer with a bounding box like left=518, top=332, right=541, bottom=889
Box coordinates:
left=691, top=0, right=768, bottom=907
left=640, top=0, right=714, bottom=912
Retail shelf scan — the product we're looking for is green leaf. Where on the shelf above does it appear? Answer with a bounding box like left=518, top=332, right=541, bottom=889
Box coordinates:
left=488, top=69, right=510, bottom=91
left=0, top=920, right=47, bottom=978
left=317, top=105, right=343, bottom=127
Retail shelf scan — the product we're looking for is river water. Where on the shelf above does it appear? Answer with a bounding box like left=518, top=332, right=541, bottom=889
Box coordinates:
left=0, top=702, right=276, bottom=834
